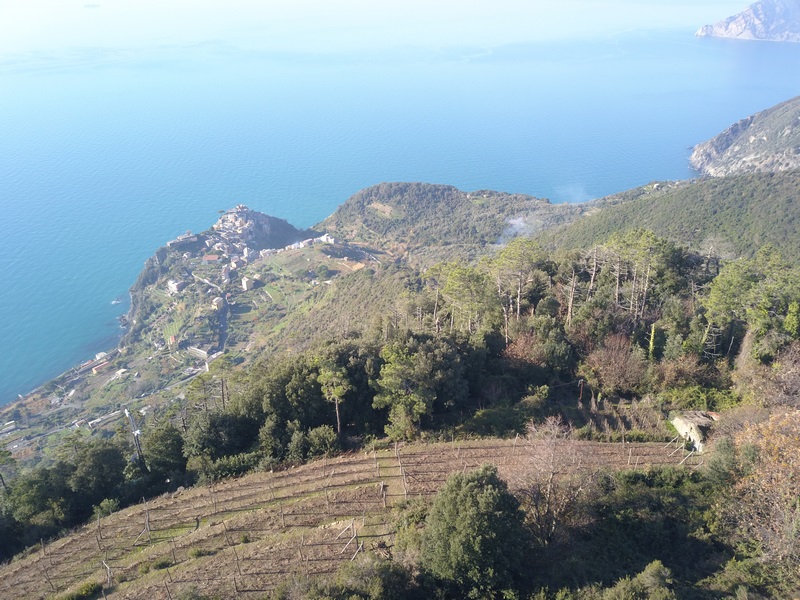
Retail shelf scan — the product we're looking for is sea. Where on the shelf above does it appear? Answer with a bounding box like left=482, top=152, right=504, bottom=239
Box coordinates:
left=2, top=12, right=800, bottom=405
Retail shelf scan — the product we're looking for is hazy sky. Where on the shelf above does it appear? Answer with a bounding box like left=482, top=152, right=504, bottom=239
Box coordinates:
left=0, top=1, right=749, bottom=57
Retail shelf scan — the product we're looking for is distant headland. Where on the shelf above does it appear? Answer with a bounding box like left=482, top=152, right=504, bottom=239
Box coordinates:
left=697, top=0, right=800, bottom=42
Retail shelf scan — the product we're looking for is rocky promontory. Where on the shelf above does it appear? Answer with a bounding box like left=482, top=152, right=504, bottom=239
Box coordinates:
left=690, top=95, right=800, bottom=176
left=696, top=0, right=800, bottom=42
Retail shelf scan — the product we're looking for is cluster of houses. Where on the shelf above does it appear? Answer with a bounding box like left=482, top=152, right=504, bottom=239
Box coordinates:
left=158, top=206, right=343, bottom=359
left=165, top=205, right=339, bottom=299
left=76, top=350, right=119, bottom=377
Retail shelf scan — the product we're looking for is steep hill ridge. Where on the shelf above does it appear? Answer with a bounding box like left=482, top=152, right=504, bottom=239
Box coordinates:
left=536, top=171, right=800, bottom=259
left=696, top=0, right=800, bottom=42
left=690, top=95, right=800, bottom=176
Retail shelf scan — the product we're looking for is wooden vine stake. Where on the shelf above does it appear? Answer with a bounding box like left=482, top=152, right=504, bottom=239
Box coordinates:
left=340, top=520, right=358, bottom=555
left=335, top=520, right=353, bottom=541
left=134, top=499, right=152, bottom=546
left=209, top=484, right=218, bottom=514
left=232, top=546, right=242, bottom=576
left=41, top=539, right=53, bottom=567
left=395, top=443, right=407, bottom=499
left=42, top=566, right=56, bottom=593
left=351, top=540, right=364, bottom=561
left=102, top=560, right=113, bottom=587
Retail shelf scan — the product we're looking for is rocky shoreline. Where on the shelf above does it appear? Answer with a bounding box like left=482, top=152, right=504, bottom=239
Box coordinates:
left=690, top=95, right=800, bottom=176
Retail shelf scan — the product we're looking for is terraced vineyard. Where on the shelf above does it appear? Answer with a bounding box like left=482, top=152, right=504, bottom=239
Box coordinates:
left=0, top=438, right=701, bottom=599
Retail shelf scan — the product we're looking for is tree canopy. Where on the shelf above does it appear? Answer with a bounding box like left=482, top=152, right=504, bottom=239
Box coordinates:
left=421, top=464, right=531, bottom=598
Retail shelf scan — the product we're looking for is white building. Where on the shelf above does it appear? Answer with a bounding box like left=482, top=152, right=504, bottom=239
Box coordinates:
left=167, top=279, right=186, bottom=295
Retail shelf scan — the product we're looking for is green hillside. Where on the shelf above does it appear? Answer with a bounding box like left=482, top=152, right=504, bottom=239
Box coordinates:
left=320, top=182, right=582, bottom=266
left=5, top=168, right=800, bottom=598
left=538, top=171, right=800, bottom=259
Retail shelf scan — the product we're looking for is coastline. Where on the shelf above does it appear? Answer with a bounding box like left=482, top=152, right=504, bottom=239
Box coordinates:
left=1, top=298, right=130, bottom=410
left=4, top=30, right=800, bottom=411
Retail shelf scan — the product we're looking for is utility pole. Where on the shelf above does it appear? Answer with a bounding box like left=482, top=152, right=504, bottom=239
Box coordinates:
left=124, top=409, right=148, bottom=473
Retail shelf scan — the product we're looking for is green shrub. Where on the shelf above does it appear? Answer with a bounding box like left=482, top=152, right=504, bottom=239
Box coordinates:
left=602, top=560, right=676, bottom=599
left=91, top=498, right=120, bottom=521
left=188, top=547, right=215, bottom=559
left=459, top=405, right=527, bottom=437
left=421, top=464, right=532, bottom=597
left=286, top=429, right=308, bottom=463
left=209, top=451, right=262, bottom=479
left=175, top=586, right=223, bottom=600
left=307, top=425, right=339, bottom=457
left=151, top=558, right=172, bottom=570
left=658, top=386, right=740, bottom=411
left=58, top=580, right=102, bottom=600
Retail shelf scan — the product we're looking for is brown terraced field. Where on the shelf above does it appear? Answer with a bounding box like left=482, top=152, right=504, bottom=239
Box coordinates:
left=0, top=437, right=701, bottom=599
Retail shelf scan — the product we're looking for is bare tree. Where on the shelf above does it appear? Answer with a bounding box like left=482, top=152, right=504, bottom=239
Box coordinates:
left=515, top=416, right=597, bottom=546
left=726, top=410, right=800, bottom=565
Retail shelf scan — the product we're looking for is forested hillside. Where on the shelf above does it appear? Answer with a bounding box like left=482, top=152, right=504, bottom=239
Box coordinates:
left=3, top=216, right=800, bottom=597
left=321, top=182, right=583, bottom=266
left=538, top=171, right=800, bottom=260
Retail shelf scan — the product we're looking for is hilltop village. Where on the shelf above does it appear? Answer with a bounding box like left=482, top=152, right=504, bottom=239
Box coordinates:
left=159, top=205, right=342, bottom=358
left=121, top=203, right=381, bottom=386
left=2, top=205, right=377, bottom=458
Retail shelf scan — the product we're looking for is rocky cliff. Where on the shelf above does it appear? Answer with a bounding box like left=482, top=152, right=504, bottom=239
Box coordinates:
left=690, top=95, right=800, bottom=176
left=696, top=0, right=800, bottom=42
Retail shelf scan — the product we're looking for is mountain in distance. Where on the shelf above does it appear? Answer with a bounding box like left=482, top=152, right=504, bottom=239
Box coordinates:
left=690, top=95, right=800, bottom=176
left=696, top=0, right=800, bottom=42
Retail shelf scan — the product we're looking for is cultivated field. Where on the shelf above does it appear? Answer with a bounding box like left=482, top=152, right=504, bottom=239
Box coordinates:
left=0, top=437, right=701, bottom=599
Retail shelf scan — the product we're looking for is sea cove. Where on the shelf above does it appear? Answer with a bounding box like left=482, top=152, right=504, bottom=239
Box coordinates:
left=3, top=6, right=800, bottom=403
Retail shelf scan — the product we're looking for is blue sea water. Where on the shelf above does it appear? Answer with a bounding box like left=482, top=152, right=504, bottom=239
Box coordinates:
left=2, top=28, right=800, bottom=405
